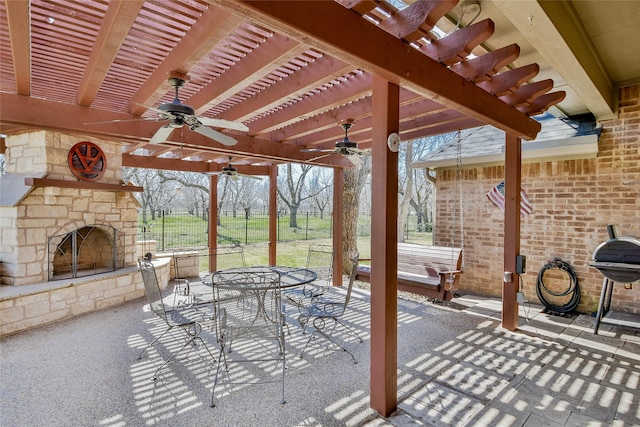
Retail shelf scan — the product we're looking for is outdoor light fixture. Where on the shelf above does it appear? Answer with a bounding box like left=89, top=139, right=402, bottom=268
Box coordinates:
left=456, top=0, right=482, bottom=28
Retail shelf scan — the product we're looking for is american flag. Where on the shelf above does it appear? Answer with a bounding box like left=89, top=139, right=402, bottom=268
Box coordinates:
left=487, top=181, right=533, bottom=215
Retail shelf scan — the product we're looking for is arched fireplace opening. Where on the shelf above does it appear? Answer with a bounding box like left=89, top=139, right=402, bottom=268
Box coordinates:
left=48, top=224, right=125, bottom=280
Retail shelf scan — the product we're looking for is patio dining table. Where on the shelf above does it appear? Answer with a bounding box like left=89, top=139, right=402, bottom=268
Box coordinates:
left=180, top=266, right=318, bottom=313
left=201, top=266, right=317, bottom=289
left=203, top=266, right=318, bottom=334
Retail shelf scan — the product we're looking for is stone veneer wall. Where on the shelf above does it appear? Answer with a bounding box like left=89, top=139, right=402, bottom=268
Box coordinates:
left=433, top=85, right=640, bottom=315
left=0, top=257, right=171, bottom=336
left=0, top=130, right=140, bottom=286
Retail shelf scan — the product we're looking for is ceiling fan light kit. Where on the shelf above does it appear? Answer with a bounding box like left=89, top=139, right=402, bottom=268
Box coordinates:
left=205, top=157, right=262, bottom=180
left=303, top=121, right=371, bottom=165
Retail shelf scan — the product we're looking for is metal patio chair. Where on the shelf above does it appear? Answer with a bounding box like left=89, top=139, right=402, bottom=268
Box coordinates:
left=137, top=259, right=216, bottom=380
left=173, top=246, right=247, bottom=305
left=284, top=244, right=333, bottom=308
left=298, top=253, right=363, bottom=363
left=210, top=268, right=286, bottom=407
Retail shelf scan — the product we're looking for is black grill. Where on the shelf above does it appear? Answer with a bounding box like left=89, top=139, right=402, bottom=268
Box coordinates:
left=591, top=236, right=640, bottom=283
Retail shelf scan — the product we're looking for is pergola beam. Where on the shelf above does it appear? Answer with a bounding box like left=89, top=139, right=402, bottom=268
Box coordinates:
left=192, top=34, right=306, bottom=115
left=246, top=72, right=373, bottom=136
left=218, top=55, right=355, bottom=123
left=76, top=1, right=144, bottom=106
left=128, top=6, right=243, bottom=115
left=209, top=0, right=542, bottom=140
left=0, top=94, right=348, bottom=167
left=5, top=0, right=30, bottom=95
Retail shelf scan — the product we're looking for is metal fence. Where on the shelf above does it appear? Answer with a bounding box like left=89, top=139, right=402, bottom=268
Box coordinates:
left=137, top=210, right=431, bottom=252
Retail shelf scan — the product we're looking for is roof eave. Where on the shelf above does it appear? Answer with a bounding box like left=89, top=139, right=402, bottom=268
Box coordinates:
left=412, top=134, right=599, bottom=170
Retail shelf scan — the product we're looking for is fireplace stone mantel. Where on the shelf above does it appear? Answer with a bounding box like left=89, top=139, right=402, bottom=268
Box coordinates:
left=25, top=177, right=143, bottom=192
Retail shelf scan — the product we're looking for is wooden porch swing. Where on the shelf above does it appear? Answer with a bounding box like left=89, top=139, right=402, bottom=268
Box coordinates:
left=355, top=131, right=465, bottom=301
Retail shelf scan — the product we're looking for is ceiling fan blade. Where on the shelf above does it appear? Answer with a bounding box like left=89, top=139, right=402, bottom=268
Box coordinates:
left=198, top=117, right=249, bottom=132
left=344, top=146, right=370, bottom=155
left=83, top=117, right=163, bottom=125
left=301, top=148, right=335, bottom=153
left=131, top=101, right=176, bottom=120
left=348, top=154, right=364, bottom=166
left=191, top=125, right=238, bottom=146
left=308, top=153, right=335, bottom=162
left=238, top=173, right=263, bottom=180
left=149, top=126, right=175, bottom=144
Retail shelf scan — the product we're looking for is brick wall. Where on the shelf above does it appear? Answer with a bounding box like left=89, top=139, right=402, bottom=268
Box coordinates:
left=434, top=85, right=640, bottom=314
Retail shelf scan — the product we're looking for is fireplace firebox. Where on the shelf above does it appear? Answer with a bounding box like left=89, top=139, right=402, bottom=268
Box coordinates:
left=48, top=224, right=125, bottom=280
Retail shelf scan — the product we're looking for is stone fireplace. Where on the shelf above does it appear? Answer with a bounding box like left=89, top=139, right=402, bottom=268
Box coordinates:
left=0, top=130, right=140, bottom=285
left=0, top=130, right=157, bottom=336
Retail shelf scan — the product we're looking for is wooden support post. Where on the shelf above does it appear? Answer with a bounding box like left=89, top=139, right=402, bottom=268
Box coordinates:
left=268, top=165, right=278, bottom=266
left=370, top=76, right=399, bottom=417
left=208, top=174, right=218, bottom=271
left=502, top=133, right=521, bottom=331
left=333, top=167, right=344, bottom=286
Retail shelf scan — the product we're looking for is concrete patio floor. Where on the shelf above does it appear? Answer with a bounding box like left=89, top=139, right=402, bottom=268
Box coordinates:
left=1, top=284, right=639, bottom=427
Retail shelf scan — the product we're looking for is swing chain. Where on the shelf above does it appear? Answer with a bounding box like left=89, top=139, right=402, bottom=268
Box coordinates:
left=448, top=131, right=464, bottom=292
left=457, top=131, right=465, bottom=272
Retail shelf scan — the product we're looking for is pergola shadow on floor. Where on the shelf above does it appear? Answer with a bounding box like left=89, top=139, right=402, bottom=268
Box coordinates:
left=1, top=285, right=638, bottom=427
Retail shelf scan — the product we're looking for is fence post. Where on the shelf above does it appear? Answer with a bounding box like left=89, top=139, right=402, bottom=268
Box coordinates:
left=305, top=211, right=309, bottom=240
left=161, top=210, right=165, bottom=252
left=245, top=214, right=249, bottom=245
left=405, top=215, right=408, bottom=241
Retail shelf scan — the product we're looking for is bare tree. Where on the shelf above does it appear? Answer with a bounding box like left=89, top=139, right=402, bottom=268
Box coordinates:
left=343, top=158, right=371, bottom=274
left=224, top=178, right=242, bottom=218
left=409, top=132, right=459, bottom=237
left=277, top=163, right=328, bottom=228
left=410, top=168, right=434, bottom=229
left=398, top=140, right=414, bottom=242
left=226, top=177, right=263, bottom=218
left=156, top=170, right=209, bottom=219
left=309, top=167, right=332, bottom=218
left=217, top=177, right=230, bottom=226
left=122, top=168, right=180, bottom=222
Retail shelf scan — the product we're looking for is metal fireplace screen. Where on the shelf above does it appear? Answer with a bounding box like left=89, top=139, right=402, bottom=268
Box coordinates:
left=48, top=224, right=125, bottom=280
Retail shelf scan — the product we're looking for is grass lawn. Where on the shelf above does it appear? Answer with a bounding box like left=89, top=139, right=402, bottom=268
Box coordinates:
left=217, top=233, right=431, bottom=270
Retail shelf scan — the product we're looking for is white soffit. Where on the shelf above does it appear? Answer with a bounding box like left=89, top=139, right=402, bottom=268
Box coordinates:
left=412, top=134, right=599, bottom=170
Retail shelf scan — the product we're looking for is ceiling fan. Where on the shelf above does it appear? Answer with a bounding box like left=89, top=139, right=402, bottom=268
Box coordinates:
left=205, top=157, right=262, bottom=181
left=145, top=77, right=248, bottom=146
left=87, top=77, right=248, bottom=146
left=303, top=122, right=371, bottom=166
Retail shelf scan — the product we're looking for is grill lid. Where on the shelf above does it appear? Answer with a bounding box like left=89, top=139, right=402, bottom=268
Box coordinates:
left=591, top=236, right=640, bottom=283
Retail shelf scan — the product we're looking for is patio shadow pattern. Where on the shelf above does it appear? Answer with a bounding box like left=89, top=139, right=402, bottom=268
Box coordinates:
left=1, top=286, right=638, bottom=426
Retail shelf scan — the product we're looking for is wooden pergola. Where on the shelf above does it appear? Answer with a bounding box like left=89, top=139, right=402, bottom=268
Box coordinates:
left=0, top=0, right=566, bottom=416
